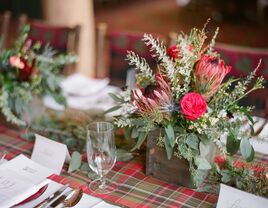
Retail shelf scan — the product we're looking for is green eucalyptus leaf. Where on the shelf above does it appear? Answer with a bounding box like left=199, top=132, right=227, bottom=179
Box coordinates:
left=131, top=131, right=147, bottom=151
left=62, top=138, right=77, bottom=149
left=80, top=163, right=91, bottom=172
left=123, top=128, right=132, bottom=141
left=199, top=141, right=210, bottom=157
left=108, top=93, right=124, bottom=102
left=68, top=151, right=82, bottom=173
left=131, top=128, right=139, bottom=138
left=221, top=170, right=231, bottom=183
left=104, top=105, right=121, bottom=114
left=196, top=157, right=211, bottom=170
left=164, top=134, right=173, bottom=160
left=226, top=133, right=240, bottom=155
left=132, top=119, right=146, bottom=126
left=186, top=134, right=199, bottom=150
left=87, top=171, right=98, bottom=180
left=173, top=126, right=184, bottom=133
left=117, top=149, right=133, bottom=162
left=21, top=132, right=36, bottom=141
left=193, top=169, right=209, bottom=187
left=196, top=184, right=213, bottom=192
left=240, top=138, right=255, bottom=162
left=165, top=124, right=175, bottom=147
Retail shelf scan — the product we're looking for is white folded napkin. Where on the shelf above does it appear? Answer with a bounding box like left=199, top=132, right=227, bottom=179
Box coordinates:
left=44, top=73, right=120, bottom=111
left=43, top=85, right=119, bottom=111
left=61, top=73, right=110, bottom=97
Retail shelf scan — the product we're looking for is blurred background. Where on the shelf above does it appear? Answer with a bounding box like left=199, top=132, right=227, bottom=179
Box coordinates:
left=0, top=0, right=268, bottom=115
left=1, top=0, right=268, bottom=112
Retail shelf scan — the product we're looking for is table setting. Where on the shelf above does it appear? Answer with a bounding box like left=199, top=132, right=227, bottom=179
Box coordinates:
left=0, top=22, right=268, bottom=207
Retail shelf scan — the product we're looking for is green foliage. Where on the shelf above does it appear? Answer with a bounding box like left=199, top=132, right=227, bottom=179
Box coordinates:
left=208, top=157, right=268, bottom=197
left=68, top=151, right=82, bottom=173
left=240, top=138, right=254, bottom=162
left=131, top=131, right=148, bottom=151
left=0, top=25, right=77, bottom=125
left=226, top=133, right=240, bottom=155
left=116, top=149, right=134, bottom=162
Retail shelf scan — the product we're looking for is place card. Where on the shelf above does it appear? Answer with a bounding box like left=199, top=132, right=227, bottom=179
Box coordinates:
left=217, top=184, right=268, bottom=208
left=0, top=154, right=55, bottom=208
left=31, top=134, right=71, bottom=174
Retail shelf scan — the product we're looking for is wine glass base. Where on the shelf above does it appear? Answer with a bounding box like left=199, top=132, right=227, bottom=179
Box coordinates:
left=89, top=178, right=117, bottom=194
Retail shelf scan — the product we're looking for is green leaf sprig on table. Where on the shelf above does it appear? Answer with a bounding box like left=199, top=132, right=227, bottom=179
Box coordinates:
left=200, top=156, right=268, bottom=197
left=23, top=110, right=135, bottom=174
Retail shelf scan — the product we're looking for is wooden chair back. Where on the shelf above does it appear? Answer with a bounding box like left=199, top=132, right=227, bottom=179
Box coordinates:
left=214, top=43, right=268, bottom=116
left=28, top=21, right=80, bottom=54
left=0, top=11, right=11, bottom=49
left=95, top=23, right=159, bottom=86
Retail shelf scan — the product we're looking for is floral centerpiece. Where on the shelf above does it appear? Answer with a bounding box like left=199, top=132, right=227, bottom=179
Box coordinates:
left=0, top=26, right=77, bottom=126
left=108, top=22, right=265, bottom=189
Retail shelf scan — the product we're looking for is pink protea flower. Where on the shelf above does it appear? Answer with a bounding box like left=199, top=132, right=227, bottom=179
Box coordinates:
left=194, top=55, right=231, bottom=98
left=9, top=56, right=25, bottom=69
left=132, top=74, right=175, bottom=120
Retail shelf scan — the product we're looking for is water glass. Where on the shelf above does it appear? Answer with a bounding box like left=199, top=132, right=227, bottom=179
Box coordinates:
left=86, top=122, right=117, bottom=194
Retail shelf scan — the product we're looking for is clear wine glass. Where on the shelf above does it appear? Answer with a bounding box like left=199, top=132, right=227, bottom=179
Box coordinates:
left=86, top=121, right=117, bottom=194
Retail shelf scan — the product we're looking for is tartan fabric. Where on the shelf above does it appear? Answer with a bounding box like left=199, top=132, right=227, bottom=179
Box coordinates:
left=1, top=125, right=266, bottom=208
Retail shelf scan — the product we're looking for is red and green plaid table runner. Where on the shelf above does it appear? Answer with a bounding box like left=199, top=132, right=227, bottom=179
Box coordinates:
left=1, top=125, right=266, bottom=208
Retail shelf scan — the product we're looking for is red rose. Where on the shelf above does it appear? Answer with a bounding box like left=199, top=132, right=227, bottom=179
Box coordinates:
left=214, top=156, right=226, bottom=168
left=167, top=45, right=180, bottom=59
left=19, top=58, right=36, bottom=81
left=180, top=92, right=207, bottom=121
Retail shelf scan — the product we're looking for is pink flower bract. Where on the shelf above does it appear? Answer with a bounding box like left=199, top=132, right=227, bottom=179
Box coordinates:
left=195, top=55, right=231, bottom=98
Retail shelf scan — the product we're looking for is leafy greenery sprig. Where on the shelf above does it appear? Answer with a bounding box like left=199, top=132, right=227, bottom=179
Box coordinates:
left=0, top=25, right=78, bottom=125
left=202, top=156, right=268, bottom=197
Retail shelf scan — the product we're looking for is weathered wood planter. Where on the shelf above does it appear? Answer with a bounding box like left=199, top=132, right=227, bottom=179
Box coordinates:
left=146, top=129, right=217, bottom=188
left=146, top=129, right=194, bottom=188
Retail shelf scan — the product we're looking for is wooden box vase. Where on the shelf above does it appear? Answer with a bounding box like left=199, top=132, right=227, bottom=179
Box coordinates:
left=145, top=129, right=217, bottom=188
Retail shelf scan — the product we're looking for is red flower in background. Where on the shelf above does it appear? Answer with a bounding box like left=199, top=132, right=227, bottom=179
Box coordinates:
left=180, top=92, right=207, bottom=121
left=194, top=55, right=231, bottom=98
left=251, top=166, right=265, bottom=177
left=233, top=161, right=266, bottom=176
left=167, top=45, right=180, bottom=59
left=214, top=156, right=226, bottom=168
left=167, top=44, right=193, bottom=60
left=19, top=58, right=36, bottom=81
